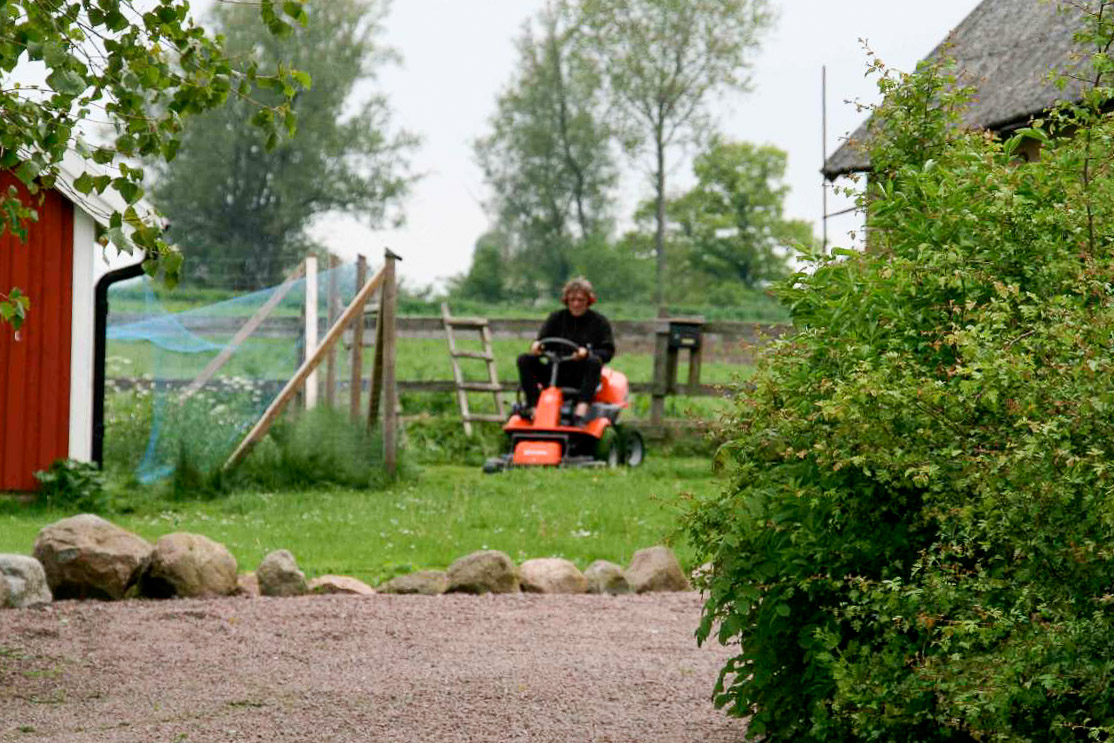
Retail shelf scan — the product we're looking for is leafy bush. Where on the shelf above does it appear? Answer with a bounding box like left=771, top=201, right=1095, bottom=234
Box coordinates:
left=34, top=459, right=108, bottom=513
left=685, top=27, right=1114, bottom=743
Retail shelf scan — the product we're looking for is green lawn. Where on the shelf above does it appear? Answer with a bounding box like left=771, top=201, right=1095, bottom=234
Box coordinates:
left=0, top=458, right=720, bottom=587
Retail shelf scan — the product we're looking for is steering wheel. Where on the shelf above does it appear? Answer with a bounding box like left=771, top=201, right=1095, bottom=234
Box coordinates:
left=536, top=336, right=581, bottom=361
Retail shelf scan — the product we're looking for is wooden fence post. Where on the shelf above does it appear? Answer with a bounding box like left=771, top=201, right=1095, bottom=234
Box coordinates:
left=381, top=249, right=400, bottom=477
left=687, top=345, right=703, bottom=392
left=367, top=291, right=385, bottom=427
left=650, top=323, right=669, bottom=428
left=304, top=256, right=319, bottom=409
left=349, top=255, right=367, bottom=421
left=325, top=254, right=340, bottom=407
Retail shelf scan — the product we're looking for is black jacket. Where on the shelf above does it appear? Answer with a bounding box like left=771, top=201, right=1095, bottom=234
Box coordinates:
left=536, top=308, right=616, bottom=364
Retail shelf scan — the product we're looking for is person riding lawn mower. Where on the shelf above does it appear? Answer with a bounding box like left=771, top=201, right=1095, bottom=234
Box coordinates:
left=483, top=278, right=645, bottom=472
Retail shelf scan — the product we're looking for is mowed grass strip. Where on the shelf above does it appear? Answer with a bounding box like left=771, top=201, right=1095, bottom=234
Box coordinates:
left=0, top=458, right=719, bottom=588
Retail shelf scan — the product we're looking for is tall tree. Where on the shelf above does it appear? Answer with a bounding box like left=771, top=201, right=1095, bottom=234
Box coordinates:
left=151, top=0, right=415, bottom=290
left=668, top=139, right=811, bottom=288
left=581, top=0, right=773, bottom=307
left=474, top=0, right=616, bottom=298
left=0, top=0, right=307, bottom=327
left=449, top=231, right=511, bottom=303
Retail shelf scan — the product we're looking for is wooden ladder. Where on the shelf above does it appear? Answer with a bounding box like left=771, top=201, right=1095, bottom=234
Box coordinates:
left=441, top=303, right=506, bottom=435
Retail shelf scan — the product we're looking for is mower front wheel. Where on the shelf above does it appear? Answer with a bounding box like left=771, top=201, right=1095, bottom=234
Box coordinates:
left=621, top=428, right=645, bottom=467
left=595, top=428, right=621, bottom=468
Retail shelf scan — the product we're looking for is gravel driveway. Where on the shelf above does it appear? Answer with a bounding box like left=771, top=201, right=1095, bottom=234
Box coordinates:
left=0, top=592, right=746, bottom=742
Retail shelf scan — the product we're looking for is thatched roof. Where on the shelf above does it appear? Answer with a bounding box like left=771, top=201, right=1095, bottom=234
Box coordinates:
left=822, top=0, right=1090, bottom=179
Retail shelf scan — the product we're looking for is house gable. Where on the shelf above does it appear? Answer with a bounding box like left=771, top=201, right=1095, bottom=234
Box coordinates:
left=823, top=0, right=1089, bottom=178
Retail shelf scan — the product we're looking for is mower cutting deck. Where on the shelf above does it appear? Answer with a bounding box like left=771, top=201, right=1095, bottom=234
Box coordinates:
left=483, top=338, right=645, bottom=473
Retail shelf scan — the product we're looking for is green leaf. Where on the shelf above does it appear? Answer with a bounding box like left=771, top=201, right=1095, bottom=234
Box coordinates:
left=115, top=134, right=137, bottom=155
left=40, top=41, right=68, bottom=68
left=46, top=68, right=87, bottom=96
left=112, top=178, right=143, bottom=205
left=92, top=148, right=115, bottom=165
left=14, top=159, right=41, bottom=184
left=72, top=172, right=95, bottom=195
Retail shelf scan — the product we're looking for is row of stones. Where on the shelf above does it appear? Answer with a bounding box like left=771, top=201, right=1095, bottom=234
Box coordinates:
left=0, top=514, right=692, bottom=608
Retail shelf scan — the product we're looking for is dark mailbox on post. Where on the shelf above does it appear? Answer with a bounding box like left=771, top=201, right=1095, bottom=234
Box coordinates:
left=667, top=321, right=702, bottom=351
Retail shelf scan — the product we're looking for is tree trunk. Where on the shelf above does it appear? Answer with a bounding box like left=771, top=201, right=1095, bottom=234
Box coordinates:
left=654, top=135, right=667, bottom=310
left=549, top=29, right=591, bottom=241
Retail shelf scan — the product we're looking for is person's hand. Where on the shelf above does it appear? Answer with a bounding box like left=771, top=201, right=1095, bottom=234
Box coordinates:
left=574, top=346, right=589, bottom=360
left=529, top=340, right=542, bottom=356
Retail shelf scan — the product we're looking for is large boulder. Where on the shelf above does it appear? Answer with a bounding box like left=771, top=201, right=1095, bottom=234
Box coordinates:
left=0, top=555, right=52, bottom=608
left=140, top=533, right=238, bottom=598
left=583, top=560, right=631, bottom=596
left=518, top=558, right=587, bottom=594
left=308, top=575, right=375, bottom=596
left=625, top=546, right=691, bottom=593
left=256, top=550, right=307, bottom=597
left=446, top=550, right=519, bottom=594
left=379, top=570, right=449, bottom=595
left=33, top=514, right=151, bottom=600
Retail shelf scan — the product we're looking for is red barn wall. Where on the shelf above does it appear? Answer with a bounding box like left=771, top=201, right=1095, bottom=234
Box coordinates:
left=0, top=172, right=74, bottom=491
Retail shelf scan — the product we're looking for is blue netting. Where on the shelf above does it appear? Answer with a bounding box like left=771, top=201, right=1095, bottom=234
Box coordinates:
left=104, top=261, right=364, bottom=483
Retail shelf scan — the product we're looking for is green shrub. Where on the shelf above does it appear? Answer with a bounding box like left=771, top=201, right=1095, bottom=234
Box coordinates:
left=34, top=459, right=108, bottom=513
left=685, top=30, right=1114, bottom=743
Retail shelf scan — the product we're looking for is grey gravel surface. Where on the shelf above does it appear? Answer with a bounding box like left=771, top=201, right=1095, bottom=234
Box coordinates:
left=0, top=592, right=746, bottom=742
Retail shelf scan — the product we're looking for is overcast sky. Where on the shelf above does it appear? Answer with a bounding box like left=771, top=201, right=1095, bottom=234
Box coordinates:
left=212, top=0, right=987, bottom=288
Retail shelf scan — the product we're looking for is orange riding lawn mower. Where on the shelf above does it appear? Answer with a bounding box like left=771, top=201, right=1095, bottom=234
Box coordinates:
left=483, top=338, right=645, bottom=473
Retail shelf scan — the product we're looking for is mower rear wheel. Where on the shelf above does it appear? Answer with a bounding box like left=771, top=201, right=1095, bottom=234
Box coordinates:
left=622, top=428, right=645, bottom=467
left=482, top=456, right=507, bottom=474
left=595, top=428, right=621, bottom=468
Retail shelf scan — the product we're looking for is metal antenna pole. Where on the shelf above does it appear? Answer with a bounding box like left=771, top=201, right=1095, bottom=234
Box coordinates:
left=822, top=65, right=829, bottom=251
